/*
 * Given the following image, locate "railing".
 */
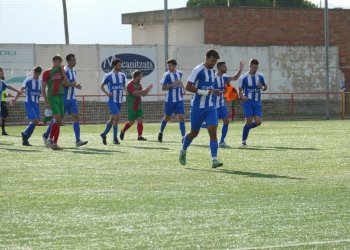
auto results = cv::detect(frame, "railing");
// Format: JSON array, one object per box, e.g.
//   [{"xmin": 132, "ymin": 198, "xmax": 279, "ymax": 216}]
[{"xmin": 4, "ymin": 91, "xmax": 348, "ymax": 125}]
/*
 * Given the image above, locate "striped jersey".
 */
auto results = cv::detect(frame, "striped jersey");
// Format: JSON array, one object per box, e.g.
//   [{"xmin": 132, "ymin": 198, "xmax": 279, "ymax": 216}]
[
  {"xmin": 160, "ymin": 70, "xmax": 184, "ymax": 102},
  {"xmin": 22, "ymin": 77, "xmax": 42, "ymax": 103},
  {"xmin": 42, "ymin": 67, "xmax": 65, "ymax": 96},
  {"xmin": 187, "ymin": 63, "xmax": 216, "ymax": 109},
  {"xmin": 214, "ymin": 74, "xmax": 229, "ymax": 108},
  {"xmin": 239, "ymin": 72, "xmax": 266, "ymax": 102},
  {"xmin": 64, "ymin": 66, "xmax": 76, "ymax": 101},
  {"xmin": 102, "ymin": 71, "xmax": 126, "ymax": 103},
  {"xmin": 0, "ymin": 81, "xmax": 8, "ymax": 102}
]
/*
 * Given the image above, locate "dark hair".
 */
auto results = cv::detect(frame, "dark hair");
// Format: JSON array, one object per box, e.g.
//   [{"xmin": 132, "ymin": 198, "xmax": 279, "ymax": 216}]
[
  {"xmin": 52, "ymin": 54, "xmax": 63, "ymax": 61},
  {"xmin": 33, "ymin": 66, "xmax": 42, "ymax": 73},
  {"xmin": 216, "ymin": 61, "xmax": 226, "ymax": 68},
  {"xmin": 166, "ymin": 59, "xmax": 177, "ymax": 66},
  {"xmin": 250, "ymin": 59, "xmax": 259, "ymax": 66},
  {"xmin": 0, "ymin": 67, "xmax": 4, "ymax": 80},
  {"xmin": 112, "ymin": 58, "xmax": 122, "ymax": 67},
  {"xmin": 66, "ymin": 53, "xmax": 75, "ymax": 62},
  {"xmin": 132, "ymin": 70, "xmax": 142, "ymax": 79},
  {"xmin": 206, "ymin": 49, "xmax": 220, "ymax": 59}
]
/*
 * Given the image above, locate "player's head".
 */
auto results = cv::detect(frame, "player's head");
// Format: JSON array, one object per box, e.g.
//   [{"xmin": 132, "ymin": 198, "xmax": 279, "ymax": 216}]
[
  {"xmin": 112, "ymin": 58, "xmax": 122, "ymax": 72},
  {"xmin": 66, "ymin": 53, "xmax": 76, "ymax": 68},
  {"xmin": 205, "ymin": 49, "xmax": 220, "ymax": 69},
  {"xmin": 166, "ymin": 59, "xmax": 177, "ymax": 72},
  {"xmin": 52, "ymin": 55, "xmax": 63, "ymax": 67},
  {"xmin": 249, "ymin": 59, "xmax": 259, "ymax": 75},
  {"xmin": 33, "ymin": 66, "xmax": 42, "ymax": 79},
  {"xmin": 132, "ymin": 70, "xmax": 143, "ymax": 83},
  {"xmin": 0, "ymin": 67, "xmax": 4, "ymax": 80},
  {"xmin": 216, "ymin": 61, "xmax": 227, "ymax": 73}
]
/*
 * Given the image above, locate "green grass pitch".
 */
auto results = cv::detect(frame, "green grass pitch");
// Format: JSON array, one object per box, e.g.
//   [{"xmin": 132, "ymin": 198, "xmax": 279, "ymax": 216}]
[{"xmin": 1, "ymin": 121, "xmax": 350, "ymax": 249}]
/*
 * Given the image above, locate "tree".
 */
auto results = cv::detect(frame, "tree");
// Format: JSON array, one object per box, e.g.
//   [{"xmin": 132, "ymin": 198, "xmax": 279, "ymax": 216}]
[{"xmin": 186, "ymin": 0, "xmax": 317, "ymax": 8}]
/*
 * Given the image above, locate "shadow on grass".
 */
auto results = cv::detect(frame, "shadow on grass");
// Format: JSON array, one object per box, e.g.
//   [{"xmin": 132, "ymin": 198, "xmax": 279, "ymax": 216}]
[
  {"xmin": 185, "ymin": 168, "xmax": 304, "ymax": 180},
  {"xmin": 64, "ymin": 147, "xmax": 122, "ymax": 155},
  {"xmin": 0, "ymin": 147, "xmax": 41, "ymax": 152},
  {"xmin": 238, "ymin": 146, "xmax": 319, "ymax": 151},
  {"xmin": 126, "ymin": 145, "xmax": 170, "ymax": 150}
]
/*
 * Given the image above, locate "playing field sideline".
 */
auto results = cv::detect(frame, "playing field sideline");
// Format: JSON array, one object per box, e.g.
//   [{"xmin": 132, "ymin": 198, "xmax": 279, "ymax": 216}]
[{"xmin": 1, "ymin": 121, "xmax": 349, "ymax": 249}]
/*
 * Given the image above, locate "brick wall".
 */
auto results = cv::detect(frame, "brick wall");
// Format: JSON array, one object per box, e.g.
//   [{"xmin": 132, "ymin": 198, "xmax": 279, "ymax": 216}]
[{"xmin": 201, "ymin": 7, "xmax": 350, "ymax": 111}]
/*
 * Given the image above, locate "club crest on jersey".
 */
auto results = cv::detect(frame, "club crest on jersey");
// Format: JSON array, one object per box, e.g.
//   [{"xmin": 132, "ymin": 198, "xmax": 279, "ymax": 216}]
[{"xmin": 101, "ymin": 53, "xmax": 155, "ymax": 79}]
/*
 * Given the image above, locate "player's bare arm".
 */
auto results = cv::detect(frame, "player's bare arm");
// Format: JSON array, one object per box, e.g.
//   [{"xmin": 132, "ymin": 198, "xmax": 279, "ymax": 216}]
[
  {"xmin": 141, "ymin": 84, "xmax": 153, "ymax": 96},
  {"xmin": 100, "ymin": 84, "xmax": 112, "ymax": 97},
  {"xmin": 229, "ymin": 60, "xmax": 245, "ymax": 81},
  {"xmin": 238, "ymin": 87, "xmax": 248, "ymax": 101},
  {"xmin": 185, "ymin": 81, "xmax": 213, "ymax": 96},
  {"xmin": 11, "ymin": 87, "xmax": 25, "ymax": 104},
  {"xmin": 162, "ymin": 80, "xmax": 180, "ymax": 91}
]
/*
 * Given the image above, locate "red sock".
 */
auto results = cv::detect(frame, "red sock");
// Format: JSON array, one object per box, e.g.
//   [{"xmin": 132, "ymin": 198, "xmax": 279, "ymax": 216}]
[
  {"xmin": 231, "ymin": 107, "xmax": 235, "ymax": 121},
  {"xmin": 123, "ymin": 122, "xmax": 132, "ymax": 133},
  {"xmin": 53, "ymin": 125, "xmax": 60, "ymax": 144},
  {"xmin": 137, "ymin": 123, "xmax": 143, "ymax": 137},
  {"xmin": 49, "ymin": 122, "xmax": 58, "ymax": 139}
]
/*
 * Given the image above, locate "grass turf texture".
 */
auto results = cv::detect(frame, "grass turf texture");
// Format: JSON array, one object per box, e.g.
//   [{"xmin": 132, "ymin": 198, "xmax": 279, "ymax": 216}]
[{"xmin": 0, "ymin": 121, "xmax": 349, "ymax": 249}]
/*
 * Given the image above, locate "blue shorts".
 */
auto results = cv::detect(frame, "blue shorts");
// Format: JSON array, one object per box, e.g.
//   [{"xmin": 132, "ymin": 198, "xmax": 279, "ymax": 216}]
[
  {"xmin": 164, "ymin": 101, "xmax": 185, "ymax": 116},
  {"xmin": 107, "ymin": 101, "xmax": 121, "ymax": 115},
  {"xmin": 217, "ymin": 105, "xmax": 228, "ymax": 120},
  {"xmin": 190, "ymin": 107, "xmax": 218, "ymax": 131},
  {"xmin": 242, "ymin": 100, "xmax": 262, "ymax": 118},
  {"xmin": 25, "ymin": 102, "xmax": 40, "ymax": 121},
  {"xmin": 64, "ymin": 99, "xmax": 79, "ymax": 115}
]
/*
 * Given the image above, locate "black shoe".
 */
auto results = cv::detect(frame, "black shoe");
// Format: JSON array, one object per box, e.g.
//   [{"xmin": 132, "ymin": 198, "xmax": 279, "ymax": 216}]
[
  {"xmin": 113, "ymin": 138, "xmax": 120, "ymax": 144},
  {"xmin": 100, "ymin": 133, "xmax": 107, "ymax": 145},
  {"xmin": 2, "ymin": 132, "xmax": 9, "ymax": 136},
  {"xmin": 137, "ymin": 136, "xmax": 147, "ymax": 141},
  {"xmin": 158, "ymin": 132, "xmax": 163, "ymax": 142},
  {"xmin": 120, "ymin": 131, "xmax": 125, "ymax": 140},
  {"xmin": 22, "ymin": 141, "xmax": 32, "ymax": 146},
  {"xmin": 21, "ymin": 132, "xmax": 27, "ymax": 143}
]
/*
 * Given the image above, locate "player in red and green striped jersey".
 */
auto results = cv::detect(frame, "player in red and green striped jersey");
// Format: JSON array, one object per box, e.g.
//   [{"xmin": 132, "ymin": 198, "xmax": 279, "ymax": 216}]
[
  {"xmin": 120, "ymin": 70, "xmax": 153, "ymax": 141},
  {"xmin": 41, "ymin": 55, "xmax": 70, "ymax": 150}
]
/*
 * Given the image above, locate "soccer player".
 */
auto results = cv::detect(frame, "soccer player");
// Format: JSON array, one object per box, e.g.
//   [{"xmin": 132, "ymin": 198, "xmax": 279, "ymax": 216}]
[
  {"xmin": 120, "ymin": 70, "xmax": 153, "ymax": 141},
  {"xmin": 100, "ymin": 58, "xmax": 126, "ymax": 145},
  {"xmin": 214, "ymin": 61, "xmax": 244, "ymax": 148},
  {"xmin": 0, "ymin": 67, "xmax": 20, "ymax": 140},
  {"xmin": 224, "ymin": 83, "xmax": 239, "ymax": 121},
  {"xmin": 64, "ymin": 53, "xmax": 88, "ymax": 147},
  {"xmin": 158, "ymin": 59, "xmax": 186, "ymax": 143},
  {"xmin": 41, "ymin": 55, "xmax": 70, "ymax": 150},
  {"xmin": 12, "ymin": 67, "xmax": 42, "ymax": 146},
  {"xmin": 239, "ymin": 59, "xmax": 267, "ymax": 147},
  {"xmin": 179, "ymin": 49, "xmax": 223, "ymax": 168},
  {"xmin": 1, "ymin": 89, "xmax": 11, "ymax": 135}
]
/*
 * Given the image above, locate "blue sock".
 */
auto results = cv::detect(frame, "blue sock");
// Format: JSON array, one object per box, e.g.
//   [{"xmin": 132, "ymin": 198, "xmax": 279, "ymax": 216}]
[
  {"xmin": 220, "ymin": 124, "xmax": 228, "ymax": 144},
  {"xmin": 179, "ymin": 122, "xmax": 186, "ymax": 137},
  {"xmin": 113, "ymin": 125, "xmax": 118, "ymax": 140},
  {"xmin": 250, "ymin": 122, "xmax": 257, "ymax": 129},
  {"xmin": 182, "ymin": 135, "xmax": 193, "ymax": 150},
  {"xmin": 242, "ymin": 125, "xmax": 250, "ymax": 142},
  {"xmin": 210, "ymin": 140, "xmax": 218, "ymax": 160},
  {"xmin": 102, "ymin": 123, "xmax": 112, "ymax": 136},
  {"xmin": 24, "ymin": 122, "xmax": 35, "ymax": 139},
  {"xmin": 44, "ymin": 120, "xmax": 54, "ymax": 138},
  {"xmin": 73, "ymin": 122, "xmax": 80, "ymax": 143},
  {"xmin": 160, "ymin": 119, "xmax": 167, "ymax": 133}
]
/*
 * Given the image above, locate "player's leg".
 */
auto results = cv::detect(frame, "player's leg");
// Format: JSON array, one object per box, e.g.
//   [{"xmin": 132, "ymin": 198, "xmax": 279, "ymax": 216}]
[
  {"xmin": 158, "ymin": 102, "xmax": 173, "ymax": 142},
  {"xmin": 179, "ymin": 109, "xmax": 203, "ymax": 165},
  {"xmin": 206, "ymin": 108, "xmax": 223, "ymax": 168},
  {"xmin": 70, "ymin": 100, "xmax": 88, "ymax": 147},
  {"xmin": 100, "ymin": 101, "xmax": 117, "ymax": 145},
  {"xmin": 22, "ymin": 103, "xmax": 40, "ymax": 146},
  {"xmin": 136, "ymin": 116, "xmax": 146, "ymax": 140},
  {"xmin": 231, "ymin": 100, "xmax": 236, "ymax": 121},
  {"xmin": 112, "ymin": 113, "xmax": 120, "ymax": 145},
  {"xmin": 241, "ymin": 100, "xmax": 254, "ymax": 146},
  {"xmin": 1, "ymin": 101, "xmax": 9, "ymax": 135},
  {"xmin": 47, "ymin": 96, "xmax": 64, "ymax": 149},
  {"xmin": 176, "ymin": 101, "xmax": 186, "ymax": 142},
  {"xmin": 251, "ymin": 102, "xmax": 263, "ymax": 129},
  {"xmin": 120, "ymin": 118, "xmax": 134, "ymax": 140},
  {"xmin": 218, "ymin": 106, "xmax": 230, "ymax": 148}
]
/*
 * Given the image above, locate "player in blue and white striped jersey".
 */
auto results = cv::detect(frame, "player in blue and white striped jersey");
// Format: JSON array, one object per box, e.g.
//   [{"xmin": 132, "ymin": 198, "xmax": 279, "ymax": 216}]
[
  {"xmin": 238, "ymin": 59, "xmax": 267, "ymax": 146},
  {"xmin": 158, "ymin": 59, "xmax": 186, "ymax": 143},
  {"xmin": 100, "ymin": 58, "xmax": 127, "ymax": 145},
  {"xmin": 179, "ymin": 49, "xmax": 223, "ymax": 168},
  {"xmin": 63, "ymin": 53, "xmax": 88, "ymax": 147},
  {"xmin": 12, "ymin": 67, "xmax": 42, "ymax": 146},
  {"xmin": 214, "ymin": 61, "xmax": 244, "ymax": 148}
]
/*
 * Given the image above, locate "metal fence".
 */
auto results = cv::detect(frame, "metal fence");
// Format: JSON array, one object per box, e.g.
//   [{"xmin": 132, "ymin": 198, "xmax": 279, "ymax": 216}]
[{"xmin": 5, "ymin": 91, "xmax": 348, "ymax": 125}]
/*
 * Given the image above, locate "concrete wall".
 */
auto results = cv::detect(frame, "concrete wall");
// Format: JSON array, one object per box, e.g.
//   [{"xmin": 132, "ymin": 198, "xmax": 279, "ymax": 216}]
[{"xmin": 0, "ymin": 44, "xmax": 339, "ymax": 100}]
